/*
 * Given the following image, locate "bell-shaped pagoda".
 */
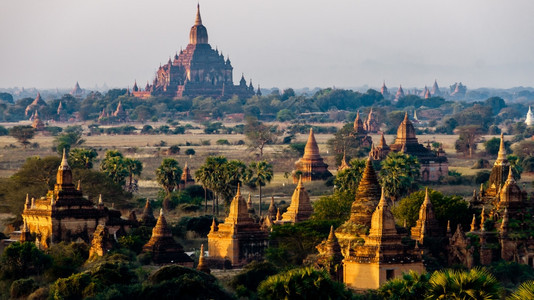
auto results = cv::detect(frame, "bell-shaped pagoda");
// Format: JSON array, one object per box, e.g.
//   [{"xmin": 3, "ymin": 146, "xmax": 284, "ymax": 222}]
[{"xmin": 293, "ymin": 128, "xmax": 331, "ymax": 183}]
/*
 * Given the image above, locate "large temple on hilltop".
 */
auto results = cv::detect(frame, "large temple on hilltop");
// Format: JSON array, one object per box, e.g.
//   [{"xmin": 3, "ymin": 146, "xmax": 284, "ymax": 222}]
[
  {"xmin": 21, "ymin": 151, "xmax": 133, "ymax": 249},
  {"xmin": 207, "ymin": 185, "xmax": 268, "ymax": 267},
  {"xmin": 387, "ymin": 112, "xmax": 448, "ymax": 182},
  {"xmin": 132, "ymin": 5, "xmax": 256, "ymax": 100},
  {"xmin": 293, "ymin": 128, "xmax": 332, "ymax": 183}
]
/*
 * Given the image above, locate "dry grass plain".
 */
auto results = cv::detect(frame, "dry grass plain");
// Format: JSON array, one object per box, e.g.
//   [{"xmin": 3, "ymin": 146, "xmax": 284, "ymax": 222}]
[{"xmin": 1, "ymin": 123, "xmax": 532, "ymax": 222}]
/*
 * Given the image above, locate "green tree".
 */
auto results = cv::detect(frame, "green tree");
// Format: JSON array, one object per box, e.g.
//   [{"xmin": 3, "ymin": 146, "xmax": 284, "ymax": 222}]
[
  {"xmin": 379, "ymin": 271, "xmax": 430, "ymax": 300},
  {"xmin": 0, "ymin": 242, "xmax": 52, "ymax": 280},
  {"xmin": 244, "ymin": 117, "xmax": 277, "ymax": 157},
  {"xmin": 276, "ymin": 108, "xmax": 295, "ymax": 122},
  {"xmin": 245, "ymin": 160, "xmax": 273, "ymax": 216},
  {"xmin": 257, "ymin": 267, "xmax": 352, "ymax": 300},
  {"xmin": 507, "ymin": 155, "xmax": 523, "ymax": 180},
  {"xmin": 379, "ymin": 152, "xmax": 420, "ymax": 202},
  {"xmin": 155, "ymin": 158, "xmax": 182, "ymax": 210},
  {"xmin": 9, "ymin": 125, "xmax": 35, "ymax": 148},
  {"xmin": 312, "ymin": 190, "xmax": 354, "ymax": 223},
  {"xmin": 484, "ymin": 137, "xmax": 511, "ymax": 156},
  {"xmin": 392, "ymin": 189, "xmax": 470, "ymax": 228},
  {"xmin": 230, "ymin": 261, "xmax": 280, "ymax": 299},
  {"xmin": 266, "ymin": 220, "xmax": 337, "ymax": 267},
  {"xmin": 54, "ymin": 125, "xmax": 85, "ymax": 154},
  {"xmin": 334, "ymin": 158, "xmax": 366, "ymax": 193},
  {"xmin": 124, "ymin": 158, "xmax": 143, "ymax": 192},
  {"xmin": 426, "ymin": 268, "xmax": 501, "ymax": 300},
  {"xmin": 455, "ymin": 125, "xmax": 484, "ymax": 158},
  {"xmin": 100, "ymin": 150, "xmax": 129, "ymax": 186},
  {"xmin": 0, "ymin": 156, "xmax": 61, "ymax": 213},
  {"xmin": 69, "ymin": 148, "xmax": 98, "ymax": 169}
]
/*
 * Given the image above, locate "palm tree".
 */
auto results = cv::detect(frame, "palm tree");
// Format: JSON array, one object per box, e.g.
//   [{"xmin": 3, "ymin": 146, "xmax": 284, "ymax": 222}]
[
  {"xmin": 69, "ymin": 148, "xmax": 98, "ymax": 169},
  {"xmin": 379, "ymin": 152, "xmax": 420, "ymax": 203},
  {"xmin": 379, "ymin": 271, "xmax": 430, "ymax": 300},
  {"xmin": 333, "ymin": 158, "xmax": 366, "ymax": 193},
  {"xmin": 195, "ymin": 156, "xmax": 228, "ymax": 215},
  {"xmin": 155, "ymin": 158, "xmax": 182, "ymax": 210},
  {"xmin": 124, "ymin": 158, "xmax": 143, "ymax": 192},
  {"xmin": 195, "ymin": 164, "xmax": 212, "ymax": 213},
  {"xmin": 100, "ymin": 150, "xmax": 129, "ymax": 185},
  {"xmin": 257, "ymin": 267, "xmax": 351, "ymax": 300},
  {"xmin": 245, "ymin": 160, "xmax": 273, "ymax": 216},
  {"xmin": 508, "ymin": 281, "xmax": 534, "ymax": 300},
  {"xmin": 426, "ymin": 268, "xmax": 501, "ymax": 300}
]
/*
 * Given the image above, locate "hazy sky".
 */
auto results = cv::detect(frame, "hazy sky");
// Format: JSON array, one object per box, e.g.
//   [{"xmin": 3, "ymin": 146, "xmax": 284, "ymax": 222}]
[{"xmin": 1, "ymin": 0, "xmax": 533, "ymax": 90}]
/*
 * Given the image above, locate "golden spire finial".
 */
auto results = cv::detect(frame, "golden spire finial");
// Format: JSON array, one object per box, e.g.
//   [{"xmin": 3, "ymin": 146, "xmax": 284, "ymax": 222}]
[
  {"xmin": 160, "ymin": 208, "xmax": 164, "ymax": 217},
  {"xmin": 447, "ymin": 220, "xmax": 451, "ymax": 234},
  {"xmin": 507, "ymin": 165, "xmax": 514, "ymax": 182},
  {"xmin": 470, "ymin": 214, "xmax": 476, "ymax": 231},
  {"xmin": 236, "ymin": 183, "xmax": 241, "ymax": 196},
  {"xmin": 328, "ymin": 225, "xmax": 335, "ymax": 241},
  {"xmin": 378, "ymin": 186, "xmax": 387, "ymax": 207},
  {"xmin": 98, "ymin": 194, "xmax": 103, "ymax": 205},
  {"xmin": 276, "ymin": 208, "xmax": 281, "ymax": 221},
  {"xmin": 60, "ymin": 148, "xmax": 69, "ymax": 168},
  {"xmin": 195, "ymin": 4, "xmax": 202, "ymax": 26},
  {"xmin": 497, "ymin": 133, "xmax": 507, "ymax": 161}
]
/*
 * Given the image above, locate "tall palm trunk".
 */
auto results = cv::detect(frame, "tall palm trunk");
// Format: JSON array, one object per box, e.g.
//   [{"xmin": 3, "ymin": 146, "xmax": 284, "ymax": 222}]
[
  {"xmin": 204, "ymin": 187, "xmax": 207, "ymax": 213},
  {"xmin": 258, "ymin": 185, "xmax": 263, "ymax": 216}
]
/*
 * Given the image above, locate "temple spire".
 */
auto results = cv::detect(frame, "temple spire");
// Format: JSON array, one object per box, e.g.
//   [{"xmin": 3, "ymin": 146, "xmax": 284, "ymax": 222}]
[
  {"xmin": 497, "ymin": 133, "xmax": 507, "ymax": 161},
  {"xmin": 195, "ymin": 4, "xmax": 202, "ymax": 25},
  {"xmin": 56, "ymin": 148, "xmax": 73, "ymax": 187},
  {"xmin": 197, "ymin": 244, "xmax": 210, "ymax": 273}
]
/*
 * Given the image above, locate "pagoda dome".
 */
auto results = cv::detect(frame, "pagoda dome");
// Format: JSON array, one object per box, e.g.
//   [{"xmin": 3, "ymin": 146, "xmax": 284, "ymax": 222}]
[{"xmin": 189, "ymin": 4, "xmax": 208, "ymax": 45}]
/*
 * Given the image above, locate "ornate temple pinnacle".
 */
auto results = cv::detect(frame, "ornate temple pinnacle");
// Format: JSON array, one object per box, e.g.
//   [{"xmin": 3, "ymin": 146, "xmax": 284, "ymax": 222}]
[
  {"xmin": 497, "ymin": 133, "xmax": 507, "ymax": 161},
  {"xmin": 160, "ymin": 208, "xmax": 164, "ymax": 217},
  {"xmin": 98, "ymin": 194, "xmax": 103, "ymax": 205},
  {"xmin": 60, "ymin": 148, "xmax": 69, "ymax": 169},
  {"xmin": 328, "ymin": 225, "xmax": 336, "ymax": 241},
  {"xmin": 195, "ymin": 3, "xmax": 202, "ymax": 25}
]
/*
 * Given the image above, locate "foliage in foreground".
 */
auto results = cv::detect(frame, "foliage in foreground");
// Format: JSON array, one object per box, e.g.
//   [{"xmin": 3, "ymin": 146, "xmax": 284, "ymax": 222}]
[{"xmin": 257, "ymin": 267, "xmax": 353, "ymax": 300}]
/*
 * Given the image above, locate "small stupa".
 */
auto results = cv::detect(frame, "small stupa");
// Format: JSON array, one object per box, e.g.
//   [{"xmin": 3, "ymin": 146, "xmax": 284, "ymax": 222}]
[{"xmin": 293, "ymin": 128, "xmax": 331, "ymax": 182}]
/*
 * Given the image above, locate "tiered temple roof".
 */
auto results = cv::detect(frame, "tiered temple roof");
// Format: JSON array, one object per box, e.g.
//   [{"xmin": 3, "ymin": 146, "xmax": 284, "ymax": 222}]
[
  {"xmin": 179, "ymin": 162, "xmax": 195, "ymax": 189},
  {"xmin": 21, "ymin": 150, "xmax": 132, "ymax": 248},
  {"xmin": 389, "ymin": 112, "xmax": 448, "ymax": 181},
  {"xmin": 410, "ymin": 188, "xmax": 441, "ymax": 243},
  {"xmin": 25, "ymin": 93, "xmax": 47, "ymax": 117},
  {"xmin": 143, "ymin": 209, "xmax": 193, "ymax": 265},
  {"xmin": 346, "ymin": 155, "xmax": 381, "ymax": 229},
  {"xmin": 343, "ymin": 188, "xmax": 423, "ymax": 289},
  {"xmin": 133, "ymin": 5, "xmax": 254, "ymax": 100},
  {"xmin": 293, "ymin": 128, "xmax": 331, "ymax": 182},
  {"xmin": 279, "ymin": 178, "xmax": 313, "ymax": 223},
  {"xmin": 207, "ymin": 185, "xmax": 268, "ymax": 266},
  {"xmin": 485, "ymin": 134, "xmax": 510, "ymax": 199}
]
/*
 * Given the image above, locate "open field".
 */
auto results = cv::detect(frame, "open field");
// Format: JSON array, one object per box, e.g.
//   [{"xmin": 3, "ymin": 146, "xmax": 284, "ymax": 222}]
[{"xmin": 1, "ymin": 125, "xmax": 532, "ymax": 223}]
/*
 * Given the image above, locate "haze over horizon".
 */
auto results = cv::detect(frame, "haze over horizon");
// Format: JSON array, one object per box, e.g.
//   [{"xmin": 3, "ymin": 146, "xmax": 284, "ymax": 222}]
[{"xmin": 1, "ymin": 0, "xmax": 533, "ymax": 91}]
